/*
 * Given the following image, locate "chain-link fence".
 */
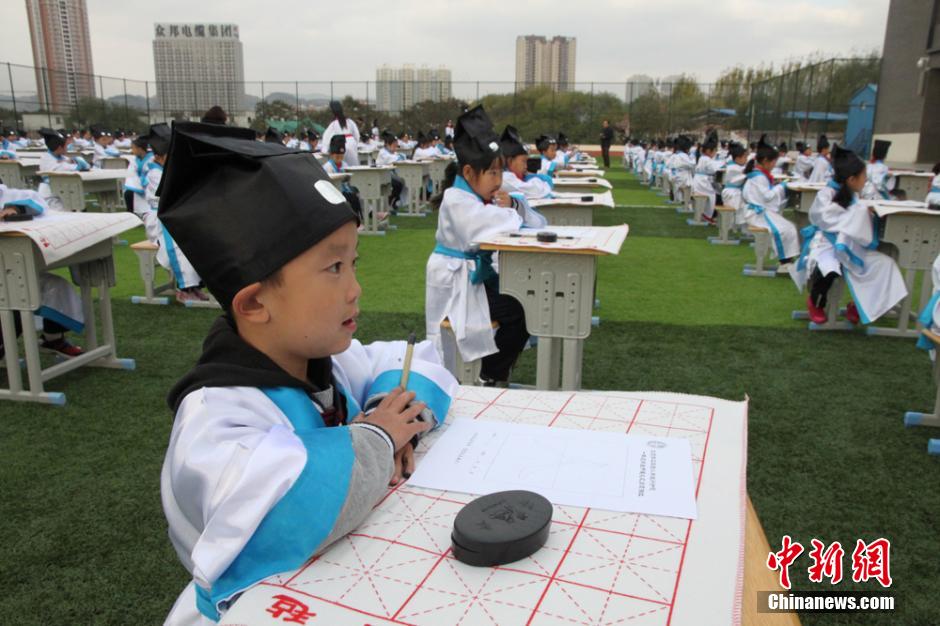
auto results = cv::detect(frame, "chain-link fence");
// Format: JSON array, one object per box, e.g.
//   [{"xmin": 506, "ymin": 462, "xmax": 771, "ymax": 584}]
[
  {"xmin": 749, "ymin": 57, "xmax": 882, "ymax": 154},
  {"xmin": 0, "ymin": 60, "xmax": 879, "ymax": 146}
]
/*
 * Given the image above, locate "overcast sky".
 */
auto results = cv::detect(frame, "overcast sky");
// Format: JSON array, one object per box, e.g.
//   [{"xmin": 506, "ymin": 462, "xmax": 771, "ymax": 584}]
[{"xmin": 0, "ymin": 0, "xmax": 890, "ymax": 84}]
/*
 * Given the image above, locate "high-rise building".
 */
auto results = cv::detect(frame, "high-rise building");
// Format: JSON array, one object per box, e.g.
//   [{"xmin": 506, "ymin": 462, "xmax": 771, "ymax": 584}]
[
  {"xmin": 153, "ymin": 23, "xmax": 245, "ymax": 117},
  {"xmin": 26, "ymin": 0, "xmax": 96, "ymax": 111},
  {"xmin": 376, "ymin": 65, "xmax": 452, "ymax": 113},
  {"xmin": 514, "ymin": 35, "xmax": 577, "ymax": 92}
]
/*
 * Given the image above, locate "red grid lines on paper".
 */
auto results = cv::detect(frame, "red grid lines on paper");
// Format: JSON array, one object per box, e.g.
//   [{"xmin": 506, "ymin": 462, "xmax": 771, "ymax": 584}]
[{"xmin": 261, "ymin": 388, "xmax": 716, "ymax": 626}]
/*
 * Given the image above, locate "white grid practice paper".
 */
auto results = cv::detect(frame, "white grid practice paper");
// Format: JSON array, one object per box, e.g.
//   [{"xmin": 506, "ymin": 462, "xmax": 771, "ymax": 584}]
[{"xmin": 220, "ymin": 387, "xmax": 748, "ymax": 626}]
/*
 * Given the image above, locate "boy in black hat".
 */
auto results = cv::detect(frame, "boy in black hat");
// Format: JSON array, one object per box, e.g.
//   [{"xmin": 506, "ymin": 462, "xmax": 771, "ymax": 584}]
[
  {"xmin": 91, "ymin": 125, "xmax": 119, "ymax": 167},
  {"xmin": 37, "ymin": 128, "xmax": 90, "ymax": 204},
  {"xmin": 157, "ymin": 122, "xmax": 456, "ymax": 624},
  {"xmin": 535, "ymin": 133, "xmax": 559, "ymax": 175},
  {"xmin": 499, "ymin": 124, "xmax": 553, "ymax": 199},
  {"xmin": 426, "ymin": 106, "xmax": 547, "ymax": 386},
  {"xmin": 322, "ymin": 134, "xmax": 365, "ymax": 223}
]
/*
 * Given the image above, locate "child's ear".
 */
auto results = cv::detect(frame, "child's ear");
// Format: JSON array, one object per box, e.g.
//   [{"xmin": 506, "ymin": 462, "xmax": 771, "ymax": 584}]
[
  {"xmin": 461, "ymin": 164, "xmax": 475, "ymax": 181},
  {"xmin": 231, "ymin": 282, "xmax": 270, "ymax": 324}
]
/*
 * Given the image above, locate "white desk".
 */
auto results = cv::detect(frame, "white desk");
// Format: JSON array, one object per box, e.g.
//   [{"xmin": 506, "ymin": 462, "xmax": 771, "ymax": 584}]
[
  {"xmin": 0, "ymin": 212, "xmax": 140, "ymax": 404},
  {"xmin": 346, "ymin": 166, "xmax": 394, "ymax": 236},
  {"xmin": 891, "ymin": 170, "xmax": 934, "ymax": 201},
  {"xmin": 357, "ymin": 149, "xmax": 376, "ymax": 167},
  {"xmin": 394, "ymin": 161, "xmax": 429, "ymax": 217},
  {"xmin": 219, "ymin": 387, "xmax": 757, "ymax": 626},
  {"xmin": 479, "ymin": 225, "xmax": 628, "ymax": 390},
  {"xmin": 39, "ymin": 169, "xmax": 126, "ymax": 213},
  {"xmin": 552, "ymin": 177, "xmax": 613, "ymax": 194},
  {"xmin": 0, "ymin": 159, "xmax": 40, "ymax": 188},
  {"xmin": 786, "ymin": 182, "xmax": 825, "ymax": 229},
  {"xmin": 425, "ymin": 157, "xmax": 453, "ymax": 197},
  {"xmin": 868, "ymin": 203, "xmax": 939, "ymax": 338},
  {"xmin": 530, "ymin": 190, "xmax": 614, "ymax": 227}
]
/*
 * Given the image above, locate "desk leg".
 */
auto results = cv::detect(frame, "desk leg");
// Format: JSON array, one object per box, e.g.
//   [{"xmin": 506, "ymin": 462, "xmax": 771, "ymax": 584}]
[
  {"xmin": 86, "ymin": 282, "xmax": 135, "ymax": 370},
  {"xmin": 867, "ymin": 268, "xmax": 918, "ymax": 338},
  {"xmin": 536, "ymin": 337, "xmax": 559, "ymax": 390},
  {"xmin": 1, "ymin": 310, "xmax": 24, "ymax": 393},
  {"xmin": 561, "ymin": 338, "xmax": 583, "ymax": 390},
  {"xmin": 80, "ymin": 283, "xmax": 98, "ymax": 350}
]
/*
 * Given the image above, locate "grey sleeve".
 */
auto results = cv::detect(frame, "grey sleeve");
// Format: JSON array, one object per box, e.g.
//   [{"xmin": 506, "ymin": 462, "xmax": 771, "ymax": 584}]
[{"xmin": 312, "ymin": 425, "xmax": 394, "ymax": 554}]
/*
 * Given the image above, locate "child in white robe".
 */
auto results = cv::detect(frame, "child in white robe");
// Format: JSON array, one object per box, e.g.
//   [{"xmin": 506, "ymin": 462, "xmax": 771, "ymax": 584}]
[
  {"xmin": 691, "ymin": 132, "xmax": 722, "ymax": 223},
  {"xmin": 722, "ymin": 142, "xmax": 749, "ymax": 226},
  {"xmin": 141, "ymin": 124, "xmax": 207, "ymax": 304},
  {"xmin": 321, "ymin": 101, "xmax": 360, "ymax": 167},
  {"xmin": 499, "ymin": 125, "xmax": 553, "ymax": 200},
  {"xmin": 862, "ymin": 140, "xmax": 895, "ymax": 200},
  {"xmin": 427, "ymin": 106, "xmax": 547, "ymax": 385},
  {"xmin": 794, "ymin": 142, "xmax": 815, "ymax": 180},
  {"xmin": 808, "ymin": 134, "xmax": 833, "ymax": 183},
  {"xmin": 156, "ymin": 121, "xmax": 457, "ymax": 625},
  {"xmin": 799, "ymin": 144, "xmax": 907, "ymax": 324},
  {"xmin": 742, "ymin": 135, "xmax": 800, "ymax": 275},
  {"xmin": 36, "ymin": 129, "xmax": 90, "ymax": 206},
  {"xmin": 536, "ymin": 134, "xmax": 559, "ymax": 176}
]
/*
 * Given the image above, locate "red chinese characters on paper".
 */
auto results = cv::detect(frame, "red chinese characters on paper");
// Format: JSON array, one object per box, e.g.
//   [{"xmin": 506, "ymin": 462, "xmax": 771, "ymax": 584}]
[
  {"xmin": 766, "ymin": 535, "xmax": 804, "ymax": 590},
  {"xmin": 807, "ymin": 539, "xmax": 845, "ymax": 584},
  {"xmin": 266, "ymin": 594, "xmax": 316, "ymax": 624},
  {"xmin": 851, "ymin": 538, "xmax": 893, "ymax": 588}
]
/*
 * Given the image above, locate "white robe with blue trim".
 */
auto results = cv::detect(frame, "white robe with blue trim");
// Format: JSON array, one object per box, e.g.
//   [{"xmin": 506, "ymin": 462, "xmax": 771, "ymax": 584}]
[
  {"xmin": 800, "ymin": 190, "xmax": 907, "ymax": 322},
  {"xmin": 691, "ymin": 155, "xmax": 723, "ymax": 218},
  {"xmin": 145, "ymin": 165, "xmax": 202, "ymax": 289},
  {"xmin": 162, "ymin": 338, "xmax": 458, "ymax": 626},
  {"xmin": 721, "ymin": 161, "xmax": 747, "ymax": 225},
  {"xmin": 808, "ymin": 155, "xmax": 832, "ymax": 183},
  {"xmin": 501, "ymin": 170, "xmax": 552, "ymax": 199},
  {"xmin": 425, "ymin": 180, "xmax": 547, "ymax": 363},
  {"xmin": 742, "ymin": 170, "xmax": 801, "ymax": 266}
]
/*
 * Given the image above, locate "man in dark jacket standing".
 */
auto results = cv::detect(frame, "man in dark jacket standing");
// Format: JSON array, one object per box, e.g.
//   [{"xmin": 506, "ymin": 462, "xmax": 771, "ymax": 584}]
[{"xmin": 599, "ymin": 119, "xmax": 614, "ymax": 168}]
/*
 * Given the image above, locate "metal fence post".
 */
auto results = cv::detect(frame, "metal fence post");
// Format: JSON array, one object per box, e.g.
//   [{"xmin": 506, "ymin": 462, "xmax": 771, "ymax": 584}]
[
  {"xmin": 261, "ymin": 81, "xmax": 266, "ymax": 121},
  {"xmin": 122, "ymin": 78, "xmax": 130, "ymax": 128},
  {"xmin": 145, "ymin": 81, "xmax": 151, "ymax": 125},
  {"xmin": 804, "ymin": 63, "xmax": 816, "ymax": 144},
  {"xmin": 822, "ymin": 60, "xmax": 836, "ymax": 136},
  {"xmin": 295, "ymin": 81, "xmax": 300, "ymax": 124},
  {"xmin": 7, "ymin": 63, "xmax": 18, "ymax": 127}
]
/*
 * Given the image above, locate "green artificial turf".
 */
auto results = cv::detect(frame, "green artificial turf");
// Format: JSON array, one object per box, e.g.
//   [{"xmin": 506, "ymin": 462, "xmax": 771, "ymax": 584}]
[{"xmin": 1, "ymin": 168, "xmax": 937, "ymax": 625}]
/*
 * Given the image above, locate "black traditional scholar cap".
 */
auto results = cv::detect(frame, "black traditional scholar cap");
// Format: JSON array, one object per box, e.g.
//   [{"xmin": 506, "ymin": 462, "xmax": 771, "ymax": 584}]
[
  {"xmin": 499, "ymin": 125, "xmax": 527, "ymax": 158},
  {"xmin": 454, "ymin": 105, "xmax": 500, "ymax": 166},
  {"xmin": 157, "ymin": 122, "xmax": 359, "ymax": 307},
  {"xmin": 872, "ymin": 139, "xmax": 891, "ymax": 161},
  {"xmin": 147, "ymin": 123, "xmax": 171, "ymax": 155},
  {"xmin": 328, "ymin": 134, "xmax": 346, "ymax": 154},
  {"xmin": 264, "ymin": 127, "xmax": 283, "ymax": 144},
  {"xmin": 39, "ymin": 128, "xmax": 66, "ymax": 151},
  {"xmin": 534, "ymin": 134, "xmax": 556, "ymax": 152},
  {"xmin": 832, "ymin": 144, "xmax": 865, "ymax": 181},
  {"xmin": 817, "ymin": 134, "xmax": 830, "ymax": 151}
]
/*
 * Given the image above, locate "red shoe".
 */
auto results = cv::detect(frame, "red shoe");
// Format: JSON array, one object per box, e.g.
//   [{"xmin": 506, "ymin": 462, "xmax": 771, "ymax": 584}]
[
  {"xmin": 845, "ymin": 301, "xmax": 860, "ymax": 325},
  {"xmin": 806, "ymin": 295, "xmax": 827, "ymax": 324},
  {"xmin": 703, "ymin": 214, "xmax": 717, "ymax": 225},
  {"xmin": 40, "ymin": 336, "xmax": 84, "ymax": 358}
]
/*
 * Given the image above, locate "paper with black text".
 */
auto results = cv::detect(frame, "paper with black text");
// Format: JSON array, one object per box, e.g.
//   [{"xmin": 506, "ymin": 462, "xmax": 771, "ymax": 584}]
[{"xmin": 407, "ymin": 418, "xmax": 698, "ymax": 519}]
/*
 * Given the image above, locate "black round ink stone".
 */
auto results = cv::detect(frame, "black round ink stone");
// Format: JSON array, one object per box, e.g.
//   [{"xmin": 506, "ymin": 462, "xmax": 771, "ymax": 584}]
[
  {"xmin": 536, "ymin": 231, "xmax": 558, "ymax": 243},
  {"xmin": 451, "ymin": 490, "xmax": 553, "ymax": 567}
]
